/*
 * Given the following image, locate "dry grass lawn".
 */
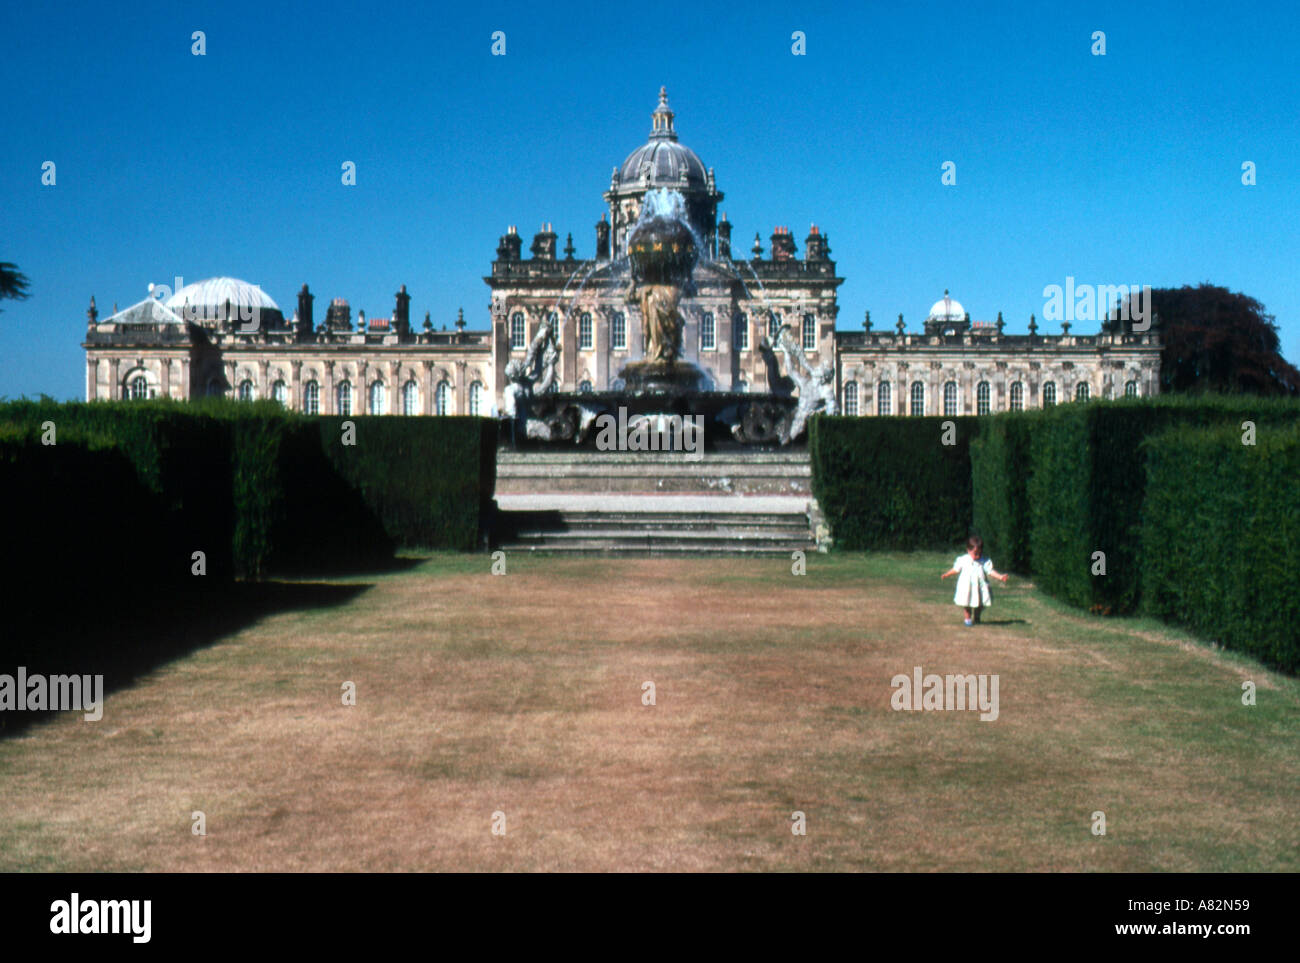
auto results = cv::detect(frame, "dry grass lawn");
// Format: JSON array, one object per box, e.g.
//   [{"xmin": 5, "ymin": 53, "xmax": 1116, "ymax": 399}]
[{"xmin": 2, "ymin": 552, "xmax": 1296, "ymax": 871}]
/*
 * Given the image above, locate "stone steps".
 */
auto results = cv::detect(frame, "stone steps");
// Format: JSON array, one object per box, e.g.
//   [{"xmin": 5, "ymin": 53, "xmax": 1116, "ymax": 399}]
[
  {"xmin": 492, "ymin": 451, "xmax": 823, "ymax": 555},
  {"xmin": 495, "ymin": 449, "xmax": 811, "ymax": 496}
]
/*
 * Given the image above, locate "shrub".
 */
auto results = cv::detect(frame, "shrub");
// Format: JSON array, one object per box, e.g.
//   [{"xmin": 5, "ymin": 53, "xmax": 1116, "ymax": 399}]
[
  {"xmin": 0, "ymin": 399, "xmax": 235, "ymax": 577},
  {"xmin": 970, "ymin": 412, "xmax": 1036, "ymax": 574},
  {"xmin": 0, "ymin": 425, "xmax": 170, "ymax": 591},
  {"xmin": 810, "ymin": 415, "xmax": 982, "ymax": 550},
  {"xmin": 0, "ymin": 401, "xmax": 497, "ymax": 580},
  {"xmin": 1140, "ymin": 422, "xmax": 1300, "ymax": 672},
  {"xmin": 1026, "ymin": 396, "xmax": 1300, "ymax": 613},
  {"xmin": 315, "ymin": 416, "xmax": 497, "ymax": 552}
]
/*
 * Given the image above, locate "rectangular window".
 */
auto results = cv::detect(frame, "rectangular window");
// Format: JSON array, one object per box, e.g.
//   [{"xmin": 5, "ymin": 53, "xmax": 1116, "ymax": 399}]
[
  {"xmin": 802, "ymin": 314, "xmax": 816, "ymax": 351},
  {"xmin": 701, "ymin": 312, "xmax": 715, "ymax": 350},
  {"xmin": 510, "ymin": 313, "xmax": 525, "ymax": 349},
  {"xmin": 612, "ymin": 312, "xmax": 626, "ymax": 350},
  {"xmin": 734, "ymin": 313, "xmax": 749, "ymax": 351},
  {"xmin": 579, "ymin": 312, "xmax": 593, "ymax": 350}
]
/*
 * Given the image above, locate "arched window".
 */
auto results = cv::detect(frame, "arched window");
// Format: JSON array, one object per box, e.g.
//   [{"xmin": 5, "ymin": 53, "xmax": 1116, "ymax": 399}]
[
  {"xmin": 510, "ymin": 312, "xmax": 525, "ymax": 349},
  {"xmin": 768, "ymin": 311, "xmax": 782, "ymax": 343},
  {"xmin": 336, "ymin": 381, "xmax": 352, "ymax": 416},
  {"xmin": 272, "ymin": 380, "xmax": 287, "ymax": 406},
  {"xmin": 1076, "ymin": 382, "xmax": 1090, "ymax": 403},
  {"xmin": 129, "ymin": 375, "xmax": 148, "ymax": 400},
  {"xmin": 612, "ymin": 312, "xmax": 626, "ymax": 350},
  {"xmin": 469, "ymin": 381, "xmax": 484, "ymax": 415},
  {"xmin": 1010, "ymin": 381, "xmax": 1024, "ymax": 411},
  {"xmin": 701, "ymin": 312, "xmax": 715, "ymax": 350},
  {"xmin": 579, "ymin": 312, "xmax": 593, "ymax": 350},
  {"xmin": 304, "ymin": 381, "xmax": 320, "ymax": 415},
  {"xmin": 370, "ymin": 381, "xmax": 386, "ymax": 415},
  {"xmin": 802, "ymin": 314, "xmax": 816, "ymax": 351},
  {"xmin": 977, "ymin": 381, "xmax": 991, "ymax": 415},
  {"xmin": 238, "ymin": 379, "xmax": 254, "ymax": 402},
  {"xmin": 402, "ymin": 381, "xmax": 418, "ymax": 415},
  {"xmin": 1125, "ymin": 380, "xmax": 1139, "ymax": 397},
  {"xmin": 843, "ymin": 380, "xmax": 858, "ymax": 416},
  {"xmin": 1042, "ymin": 382, "xmax": 1057, "ymax": 407},
  {"xmin": 910, "ymin": 381, "xmax": 925, "ymax": 416},
  {"xmin": 734, "ymin": 313, "xmax": 749, "ymax": 351},
  {"xmin": 943, "ymin": 381, "xmax": 958, "ymax": 417},
  {"xmin": 578, "ymin": 380, "xmax": 593, "ymax": 394},
  {"xmin": 435, "ymin": 380, "xmax": 450, "ymax": 416},
  {"xmin": 877, "ymin": 381, "xmax": 892, "ymax": 416}
]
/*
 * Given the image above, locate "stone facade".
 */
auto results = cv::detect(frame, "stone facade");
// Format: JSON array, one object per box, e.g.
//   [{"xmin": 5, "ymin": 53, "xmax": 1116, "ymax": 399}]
[
  {"xmin": 82, "ymin": 89, "xmax": 1161, "ymax": 416},
  {"xmin": 836, "ymin": 302, "xmax": 1161, "ymax": 417},
  {"xmin": 83, "ymin": 287, "xmax": 494, "ymax": 416}
]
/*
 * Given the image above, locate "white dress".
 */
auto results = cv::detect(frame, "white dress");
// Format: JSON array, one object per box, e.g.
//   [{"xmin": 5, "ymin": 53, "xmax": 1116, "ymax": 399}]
[{"xmin": 953, "ymin": 555, "xmax": 994, "ymax": 608}]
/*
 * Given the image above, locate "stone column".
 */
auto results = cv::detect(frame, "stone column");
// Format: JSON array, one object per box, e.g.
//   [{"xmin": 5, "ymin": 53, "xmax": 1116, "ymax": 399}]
[
  {"xmin": 358, "ymin": 361, "xmax": 369, "ymax": 414},
  {"xmin": 291, "ymin": 359, "xmax": 303, "ymax": 410},
  {"xmin": 86, "ymin": 357, "xmax": 98, "ymax": 401},
  {"xmin": 455, "ymin": 360, "xmax": 468, "ymax": 414},
  {"xmin": 109, "ymin": 357, "xmax": 121, "ymax": 399},
  {"xmin": 318, "ymin": 356, "xmax": 330, "ymax": 410},
  {"xmin": 423, "ymin": 360, "xmax": 435, "ymax": 415},
  {"xmin": 259, "ymin": 359, "xmax": 271, "ymax": 400},
  {"xmin": 595, "ymin": 309, "xmax": 609, "ymax": 389}
]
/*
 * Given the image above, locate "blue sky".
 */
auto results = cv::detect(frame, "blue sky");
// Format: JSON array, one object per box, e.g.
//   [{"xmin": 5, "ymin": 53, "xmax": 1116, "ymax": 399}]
[{"xmin": 2, "ymin": 0, "xmax": 1297, "ymax": 399}]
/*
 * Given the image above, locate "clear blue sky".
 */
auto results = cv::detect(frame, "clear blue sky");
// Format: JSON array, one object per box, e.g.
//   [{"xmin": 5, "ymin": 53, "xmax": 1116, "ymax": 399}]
[{"xmin": 2, "ymin": 0, "xmax": 1297, "ymax": 400}]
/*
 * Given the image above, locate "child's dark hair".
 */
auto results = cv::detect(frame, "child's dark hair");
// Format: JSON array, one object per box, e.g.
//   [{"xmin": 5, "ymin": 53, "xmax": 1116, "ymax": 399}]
[{"xmin": 966, "ymin": 535, "xmax": 984, "ymax": 554}]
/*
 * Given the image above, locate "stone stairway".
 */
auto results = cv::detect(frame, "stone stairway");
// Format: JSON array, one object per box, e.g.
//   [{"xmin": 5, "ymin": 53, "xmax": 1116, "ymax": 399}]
[{"xmin": 493, "ymin": 451, "xmax": 824, "ymax": 556}]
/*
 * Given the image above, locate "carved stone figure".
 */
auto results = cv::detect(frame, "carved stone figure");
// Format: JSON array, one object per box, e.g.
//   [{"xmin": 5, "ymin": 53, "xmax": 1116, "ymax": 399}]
[
  {"xmin": 770, "ymin": 322, "xmax": 837, "ymax": 444},
  {"xmin": 502, "ymin": 312, "xmax": 561, "ymax": 425}
]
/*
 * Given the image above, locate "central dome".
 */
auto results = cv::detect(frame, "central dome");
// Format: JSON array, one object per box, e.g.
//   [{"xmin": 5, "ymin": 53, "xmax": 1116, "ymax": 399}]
[{"xmin": 617, "ymin": 87, "xmax": 708, "ymax": 190}]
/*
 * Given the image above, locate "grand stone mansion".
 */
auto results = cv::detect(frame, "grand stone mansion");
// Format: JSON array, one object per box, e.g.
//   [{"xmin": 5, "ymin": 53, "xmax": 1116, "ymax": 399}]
[{"xmin": 82, "ymin": 89, "xmax": 1162, "ymax": 417}]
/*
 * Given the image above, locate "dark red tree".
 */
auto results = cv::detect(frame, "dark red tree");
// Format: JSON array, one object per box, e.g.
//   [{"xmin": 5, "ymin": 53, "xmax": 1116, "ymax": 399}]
[{"xmin": 1106, "ymin": 283, "xmax": 1299, "ymax": 396}]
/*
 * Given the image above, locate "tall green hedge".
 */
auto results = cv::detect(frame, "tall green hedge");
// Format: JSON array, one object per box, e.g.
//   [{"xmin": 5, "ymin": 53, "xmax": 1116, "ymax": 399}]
[
  {"xmin": 970, "ymin": 412, "xmax": 1036, "ymax": 574},
  {"xmin": 810, "ymin": 415, "xmax": 981, "ymax": 550},
  {"xmin": 1140, "ymin": 423, "xmax": 1300, "ymax": 672},
  {"xmin": 0, "ymin": 399, "xmax": 236, "ymax": 576},
  {"xmin": 0, "ymin": 424, "xmax": 171, "ymax": 589},
  {"xmin": 315, "ymin": 416, "xmax": 497, "ymax": 552},
  {"xmin": 0, "ymin": 401, "xmax": 498, "ymax": 579},
  {"xmin": 1026, "ymin": 396, "xmax": 1300, "ymax": 613}
]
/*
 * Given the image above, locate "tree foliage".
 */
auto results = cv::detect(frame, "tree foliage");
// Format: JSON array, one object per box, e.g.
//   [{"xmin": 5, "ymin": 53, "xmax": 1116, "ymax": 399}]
[
  {"xmin": 0, "ymin": 262, "xmax": 31, "ymax": 314},
  {"xmin": 1106, "ymin": 283, "xmax": 1299, "ymax": 395}
]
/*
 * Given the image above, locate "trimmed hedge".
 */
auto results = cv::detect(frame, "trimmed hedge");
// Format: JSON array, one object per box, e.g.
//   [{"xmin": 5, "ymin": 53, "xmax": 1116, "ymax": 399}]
[
  {"xmin": 1026, "ymin": 396, "xmax": 1300, "ymax": 614},
  {"xmin": 0, "ymin": 401, "xmax": 498, "ymax": 579},
  {"xmin": 0, "ymin": 424, "xmax": 171, "ymax": 590},
  {"xmin": 314, "ymin": 416, "xmax": 497, "ymax": 553},
  {"xmin": 810, "ymin": 415, "xmax": 982, "ymax": 550},
  {"xmin": 970, "ymin": 412, "xmax": 1036, "ymax": 574},
  {"xmin": 0, "ymin": 399, "xmax": 237, "ymax": 576},
  {"xmin": 1140, "ymin": 423, "xmax": 1300, "ymax": 672}
]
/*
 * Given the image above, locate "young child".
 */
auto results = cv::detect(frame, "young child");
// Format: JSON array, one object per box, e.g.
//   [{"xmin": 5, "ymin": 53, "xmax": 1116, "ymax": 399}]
[{"xmin": 941, "ymin": 536, "xmax": 1009, "ymax": 627}]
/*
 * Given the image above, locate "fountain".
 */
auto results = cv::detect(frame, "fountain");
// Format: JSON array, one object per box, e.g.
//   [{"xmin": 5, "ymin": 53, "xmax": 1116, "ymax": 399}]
[{"xmin": 501, "ymin": 186, "xmax": 835, "ymax": 450}]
